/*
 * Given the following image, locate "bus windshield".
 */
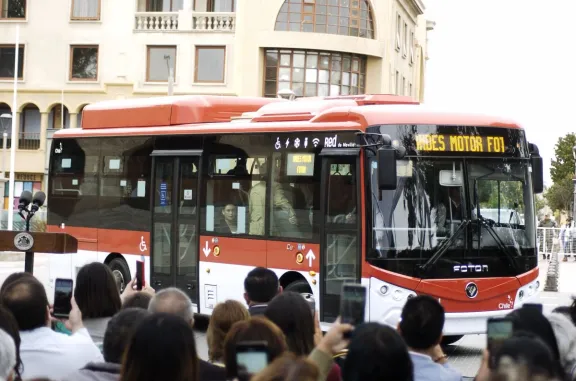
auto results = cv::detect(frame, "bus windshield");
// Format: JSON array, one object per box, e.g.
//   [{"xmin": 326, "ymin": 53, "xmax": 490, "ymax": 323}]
[{"xmin": 367, "ymin": 157, "xmax": 537, "ymax": 279}]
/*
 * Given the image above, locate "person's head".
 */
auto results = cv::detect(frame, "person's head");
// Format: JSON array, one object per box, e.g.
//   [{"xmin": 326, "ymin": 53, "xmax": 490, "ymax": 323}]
[
  {"xmin": 569, "ymin": 298, "xmax": 576, "ymax": 326},
  {"xmin": 148, "ymin": 287, "xmax": 194, "ymax": 326},
  {"xmin": 74, "ymin": 262, "xmax": 122, "ymax": 319},
  {"xmin": 545, "ymin": 214, "xmax": 550, "ymax": 221},
  {"xmin": 0, "ymin": 328, "xmax": 16, "ymax": 381},
  {"xmin": 0, "ymin": 272, "xmax": 34, "ymax": 295},
  {"xmin": 507, "ymin": 309, "xmax": 564, "ymax": 377},
  {"xmin": 103, "ymin": 308, "xmax": 151, "ymax": 364},
  {"xmin": 223, "ymin": 316, "xmax": 287, "ymax": 378},
  {"xmin": 546, "ymin": 312, "xmax": 576, "ymax": 378},
  {"xmin": 398, "ymin": 295, "xmax": 445, "ymax": 350},
  {"xmin": 122, "ymin": 292, "xmax": 152, "ymax": 310},
  {"xmin": 120, "ymin": 313, "xmax": 198, "ymax": 381},
  {"xmin": 493, "ymin": 333, "xmax": 561, "ymax": 380},
  {"xmin": 0, "ymin": 277, "xmax": 49, "ymax": 331},
  {"xmin": 343, "ymin": 323, "xmax": 413, "ymax": 381},
  {"xmin": 207, "ymin": 300, "xmax": 250, "ymax": 363},
  {"xmin": 222, "ymin": 204, "xmax": 237, "ymax": 223},
  {"xmin": 251, "ymin": 352, "xmax": 319, "ymax": 381},
  {"xmin": 0, "ymin": 306, "xmax": 21, "ymax": 380},
  {"xmin": 264, "ymin": 291, "xmax": 315, "ymax": 356},
  {"xmin": 243, "ymin": 267, "xmax": 281, "ymax": 305}
]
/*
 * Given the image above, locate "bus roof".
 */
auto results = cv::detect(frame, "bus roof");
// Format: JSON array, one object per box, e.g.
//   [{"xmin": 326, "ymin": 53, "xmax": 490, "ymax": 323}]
[
  {"xmin": 60, "ymin": 95, "xmax": 521, "ymax": 138},
  {"xmin": 81, "ymin": 95, "xmax": 284, "ymax": 129}
]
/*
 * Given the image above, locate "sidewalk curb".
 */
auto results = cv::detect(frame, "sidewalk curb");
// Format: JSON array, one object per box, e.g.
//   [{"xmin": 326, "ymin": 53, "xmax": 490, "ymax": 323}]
[{"xmin": 544, "ymin": 253, "xmax": 559, "ymax": 292}]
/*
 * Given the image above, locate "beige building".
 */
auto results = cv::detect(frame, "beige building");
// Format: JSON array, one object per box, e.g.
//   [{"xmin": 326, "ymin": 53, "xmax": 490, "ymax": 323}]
[{"xmin": 0, "ymin": 0, "xmax": 434, "ymax": 207}]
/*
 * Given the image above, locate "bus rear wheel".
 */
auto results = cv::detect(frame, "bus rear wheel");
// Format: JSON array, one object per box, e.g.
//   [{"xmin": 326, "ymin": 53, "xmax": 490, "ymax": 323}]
[
  {"xmin": 441, "ymin": 335, "xmax": 463, "ymax": 346},
  {"xmin": 108, "ymin": 258, "xmax": 130, "ymax": 293}
]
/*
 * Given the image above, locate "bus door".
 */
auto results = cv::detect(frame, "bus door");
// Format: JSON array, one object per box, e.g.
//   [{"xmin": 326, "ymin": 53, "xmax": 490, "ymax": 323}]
[
  {"xmin": 150, "ymin": 150, "xmax": 201, "ymax": 310},
  {"xmin": 318, "ymin": 149, "xmax": 362, "ymax": 322}
]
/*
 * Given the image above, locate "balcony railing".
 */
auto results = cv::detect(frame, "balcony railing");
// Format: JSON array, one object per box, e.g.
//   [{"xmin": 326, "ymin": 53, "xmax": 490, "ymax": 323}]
[
  {"xmin": 135, "ymin": 12, "xmax": 179, "ymax": 31},
  {"xmin": 134, "ymin": 11, "xmax": 235, "ymax": 32},
  {"xmin": 18, "ymin": 132, "xmax": 40, "ymax": 150}
]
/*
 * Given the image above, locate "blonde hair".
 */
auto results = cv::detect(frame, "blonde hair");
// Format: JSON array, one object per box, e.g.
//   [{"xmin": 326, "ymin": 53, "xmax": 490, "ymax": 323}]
[{"xmin": 207, "ymin": 300, "xmax": 249, "ymax": 363}]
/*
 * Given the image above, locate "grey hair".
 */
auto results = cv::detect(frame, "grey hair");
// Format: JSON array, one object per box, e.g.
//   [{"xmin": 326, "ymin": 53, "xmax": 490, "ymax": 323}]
[
  {"xmin": 0, "ymin": 328, "xmax": 16, "ymax": 381},
  {"xmin": 148, "ymin": 287, "xmax": 194, "ymax": 323}
]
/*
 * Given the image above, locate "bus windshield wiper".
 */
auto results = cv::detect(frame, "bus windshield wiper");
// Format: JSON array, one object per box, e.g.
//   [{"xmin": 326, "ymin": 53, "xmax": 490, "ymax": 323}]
[
  {"xmin": 418, "ymin": 220, "xmax": 469, "ymax": 275},
  {"xmin": 476, "ymin": 216, "xmax": 519, "ymax": 272}
]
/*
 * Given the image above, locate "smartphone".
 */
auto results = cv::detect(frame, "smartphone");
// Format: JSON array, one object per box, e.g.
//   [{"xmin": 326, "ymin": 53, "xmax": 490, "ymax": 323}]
[
  {"xmin": 53, "ymin": 278, "xmax": 73, "ymax": 319},
  {"xmin": 340, "ymin": 283, "xmax": 367, "ymax": 326},
  {"xmin": 302, "ymin": 293, "xmax": 315, "ymax": 315},
  {"xmin": 231, "ymin": 341, "xmax": 271, "ymax": 381},
  {"xmin": 136, "ymin": 260, "xmax": 145, "ymax": 291},
  {"xmin": 521, "ymin": 303, "xmax": 543, "ymax": 313},
  {"xmin": 487, "ymin": 317, "xmax": 514, "ymax": 368}
]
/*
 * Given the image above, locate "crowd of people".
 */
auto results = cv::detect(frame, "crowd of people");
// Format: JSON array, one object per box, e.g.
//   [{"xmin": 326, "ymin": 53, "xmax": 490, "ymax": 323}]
[{"xmin": 0, "ymin": 264, "xmax": 576, "ymax": 381}]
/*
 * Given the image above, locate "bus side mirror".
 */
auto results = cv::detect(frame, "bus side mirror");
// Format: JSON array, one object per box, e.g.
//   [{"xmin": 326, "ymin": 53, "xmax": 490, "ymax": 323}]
[
  {"xmin": 531, "ymin": 155, "xmax": 544, "ymax": 194},
  {"xmin": 377, "ymin": 147, "xmax": 397, "ymax": 191}
]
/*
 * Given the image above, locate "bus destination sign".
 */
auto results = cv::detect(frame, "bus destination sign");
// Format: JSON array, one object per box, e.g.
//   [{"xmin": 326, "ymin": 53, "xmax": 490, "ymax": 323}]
[
  {"xmin": 286, "ymin": 153, "xmax": 315, "ymax": 176},
  {"xmin": 415, "ymin": 134, "xmax": 507, "ymax": 153}
]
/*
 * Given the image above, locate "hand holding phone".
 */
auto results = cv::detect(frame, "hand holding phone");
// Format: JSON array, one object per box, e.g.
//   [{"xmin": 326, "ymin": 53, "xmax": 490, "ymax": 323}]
[
  {"xmin": 53, "ymin": 278, "xmax": 73, "ymax": 319},
  {"xmin": 339, "ymin": 283, "xmax": 367, "ymax": 339},
  {"xmin": 231, "ymin": 341, "xmax": 271, "ymax": 381},
  {"xmin": 487, "ymin": 317, "xmax": 514, "ymax": 369},
  {"xmin": 136, "ymin": 260, "xmax": 145, "ymax": 291}
]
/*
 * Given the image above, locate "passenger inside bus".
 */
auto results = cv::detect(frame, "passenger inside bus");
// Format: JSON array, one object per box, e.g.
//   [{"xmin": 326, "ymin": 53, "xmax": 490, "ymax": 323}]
[
  {"xmin": 215, "ymin": 203, "xmax": 239, "ymax": 234},
  {"xmin": 435, "ymin": 186, "xmax": 464, "ymax": 238}
]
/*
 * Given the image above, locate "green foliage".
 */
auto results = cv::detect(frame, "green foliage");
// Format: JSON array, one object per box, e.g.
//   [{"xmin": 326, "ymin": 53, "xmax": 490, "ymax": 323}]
[
  {"xmin": 535, "ymin": 192, "xmax": 547, "ymax": 212},
  {"xmin": 545, "ymin": 177, "xmax": 574, "ymax": 215},
  {"xmin": 476, "ymin": 179, "xmax": 524, "ymax": 209},
  {"xmin": 550, "ymin": 133, "xmax": 576, "ymax": 184}
]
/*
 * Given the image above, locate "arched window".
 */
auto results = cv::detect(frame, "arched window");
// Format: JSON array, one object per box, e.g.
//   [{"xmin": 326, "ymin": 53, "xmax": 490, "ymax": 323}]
[{"xmin": 275, "ymin": 0, "xmax": 375, "ymax": 39}]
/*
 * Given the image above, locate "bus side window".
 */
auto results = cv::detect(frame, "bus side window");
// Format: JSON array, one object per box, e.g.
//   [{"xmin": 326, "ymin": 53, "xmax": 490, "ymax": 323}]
[{"xmin": 269, "ymin": 152, "xmax": 319, "ymax": 240}]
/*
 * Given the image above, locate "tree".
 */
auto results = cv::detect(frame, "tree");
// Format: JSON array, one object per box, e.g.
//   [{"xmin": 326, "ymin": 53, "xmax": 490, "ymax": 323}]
[
  {"xmin": 535, "ymin": 192, "xmax": 547, "ymax": 213},
  {"xmin": 550, "ymin": 133, "xmax": 576, "ymax": 184},
  {"xmin": 545, "ymin": 176, "xmax": 574, "ymax": 215}
]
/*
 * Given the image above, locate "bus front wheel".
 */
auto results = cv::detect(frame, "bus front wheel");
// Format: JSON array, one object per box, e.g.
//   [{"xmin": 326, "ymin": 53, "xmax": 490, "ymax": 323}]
[
  {"xmin": 441, "ymin": 335, "xmax": 464, "ymax": 346},
  {"xmin": 108, "ymin": 258, "xmax": 130, "ymax": 293}
]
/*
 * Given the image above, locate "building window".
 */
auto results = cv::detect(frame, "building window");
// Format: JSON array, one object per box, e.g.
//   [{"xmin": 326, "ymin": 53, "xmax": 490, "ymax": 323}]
[
  {"xmin": 1, "ymin": 0, "xmax": 25, "ymax": 19},
  {"xmin": 395, "ymin": 70, "xmax": 399, "ymax": 95},
  {"xmin": 403, "ymin": 23, "xmax": 408, "ymax": 58},
  {"xmin": 71, "ymin": 0, "xmax": 100, "ymax": 20},
  {"xmin": 147, "ymin": 0, "xmax": 183, "ymax": 12},
  {"xmin": 409, "ymin": 31, "xmax": 414, "ymax": 64},
  {"xmin": 275, "ymin": 0, "xmax": 375, "ymax": 39},
  {"xmin": 195, "ymin": 46, "xmax": 225, "ymax": 83},
  {"xmin": 207, "ymin": 0, "xmax": 236, "ymax": 11},
  {"xmin": 0, "ymin": 45, "xmax": 24, "ymax": 80},
  {"xmin": 402, "ymin": 76, "xmax": 406, "ymax": 95},
  {"xmin": 395, "ymin": 14, "xmax": 401, "ymax": 51},
  {"xmin": 70, "ymin": 46, "xmax": 98, "ymax": 80},
  {"xmin": 264, "ymin": 49, "xmax": 366, "ymax": 98},
  {"xmin": 146, "ymin": 46, "xmax": 176, "ymax": 82},
  {"xmin": 409, "ymin": 82, "xmax": 413, "ymax": 97}
]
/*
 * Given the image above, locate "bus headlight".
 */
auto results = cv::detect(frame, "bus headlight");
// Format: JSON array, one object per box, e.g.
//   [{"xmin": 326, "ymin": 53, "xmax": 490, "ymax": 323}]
[
  {"xmin": 518, "ymin": 290, "xmax": 525, "ymax": 300},
  {"xmin": 380, "ymin": 285, "xmax": 389, "ymax": 295},
  {"xmin": 392, "ymin": 289, "xmax": 403, "ymax": 301}
]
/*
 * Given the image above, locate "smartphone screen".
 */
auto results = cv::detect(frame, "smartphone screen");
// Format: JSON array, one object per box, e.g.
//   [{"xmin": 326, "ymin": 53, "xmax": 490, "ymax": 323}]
[
  {"xmin": 136, "ymin": 260, "xmax": 145, "ymax": 291},
  {"xmin": 53, "ymin": 278, "xmax": 73, "ymax": 318},
  {"xmin": 233, "ymin": 341, "xmax": 270, "ymax": 381},
  {"xmin": 487, "ymin": 318, "xmax": 514, "ymax": 368},
  {"xmin": 340, "ymin": 283, "xmax": 367, "ymax": 326}
]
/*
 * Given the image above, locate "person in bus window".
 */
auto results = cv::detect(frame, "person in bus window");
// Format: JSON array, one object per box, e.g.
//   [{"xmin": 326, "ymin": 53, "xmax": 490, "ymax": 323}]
[
  {"xmin": 435, "ymin": 187, "xmax": 464, "ymax": 236},
  {"xmin": 216, "ymin": 204, "xmax": 239, "ymax": 234},
  {"xmin": 249, "ymin": 161, "xmax": 298, "ymax": 236}
]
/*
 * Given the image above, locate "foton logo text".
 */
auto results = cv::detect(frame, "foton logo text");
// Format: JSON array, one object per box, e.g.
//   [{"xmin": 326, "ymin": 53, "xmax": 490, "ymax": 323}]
[{"xmin": 453, "ymin": 265, "xmax": 489, "ymax": 273}]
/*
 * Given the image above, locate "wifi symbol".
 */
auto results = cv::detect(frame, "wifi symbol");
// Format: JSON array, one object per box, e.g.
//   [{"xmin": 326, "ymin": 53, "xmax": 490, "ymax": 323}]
[{"xmin": 312, "ymin": 138, "xmax": 320, "ymax": 147}]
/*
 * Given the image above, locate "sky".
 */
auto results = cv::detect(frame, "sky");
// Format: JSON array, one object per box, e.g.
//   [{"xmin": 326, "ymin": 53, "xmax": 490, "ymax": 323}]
[{"xmin": 424, "ymin": 0, "xmax": 576, "ymax": 186}]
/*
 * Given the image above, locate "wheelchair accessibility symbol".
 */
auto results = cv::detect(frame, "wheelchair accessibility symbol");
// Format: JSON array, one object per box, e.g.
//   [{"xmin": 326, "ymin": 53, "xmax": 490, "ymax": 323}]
[{"xmin": 139, "ymin": 236, "xmax": 147, "ymax": 252}]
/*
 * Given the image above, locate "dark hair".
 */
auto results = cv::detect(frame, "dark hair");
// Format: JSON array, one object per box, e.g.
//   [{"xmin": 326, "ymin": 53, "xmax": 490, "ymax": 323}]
[
  {"xmin": 0, "ymin": 306, "xmax": 22, "ymax": 380},
  {"xmin": 506, "ymin": 308, "xmax": 564, "ymax": 377},
  {"xmin": 399, "ymin": 295, "xmax": 444, "ymax": 349},
  {"xmin": 343, "ymin": 323, "xmax": 413, "ymax": 381},
  {"xmin": 494, "ymin": 332, "xmax": 561, "ymax": 379},
  {"xmin": 569, "ymin": 297, "xmax": 576, "ymax": 326},
  {"xmin": 223, "ymin": 316, "xmax": 287, "ymax": 379},
  {"xmin": 74, "ymin": 262, "xmax": 122, "ymax": 319},
  {"xmin": 120, "ymin": 313, "xmax": 199, "ymax": 381},
  {"xmin": 251, "ymin": 352, "xmax": 319, "ymax": 381},
  {"xmin": 264, "ymin": 291, "xmax": 315, "ymax": 356},
  {"xmin": 103, "ymin": 308, "xmax": 151, "ymax": 364},
  {"xmin": 0, "ymin": 278, "xmax": 49, "ymax": 331},
  {"xmin": 0, "ymin": 272, "xmax": 35, "ymax": 295},
  {"xmin": 207, "ymin": 300, "xmax": 250, "ymax": 363},
  {"xmin": 122, "ymin": 292, "xmax": 152, "ymax": 310},
  {"xmin": 244, "ymin": 267, "xmax": 279, "ymax": 304}
]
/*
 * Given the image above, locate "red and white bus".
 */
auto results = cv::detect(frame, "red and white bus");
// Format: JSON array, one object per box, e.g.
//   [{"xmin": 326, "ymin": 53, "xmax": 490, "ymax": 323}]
[{"xmin": 46, "ymin": 94, "xmax": 543, "ymax": 343}]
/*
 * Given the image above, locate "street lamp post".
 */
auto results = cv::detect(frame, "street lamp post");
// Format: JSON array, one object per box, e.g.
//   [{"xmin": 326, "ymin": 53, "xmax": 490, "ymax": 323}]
[{"xmin": 572, "ymin": 145, "xmax": 576, "ymax": 220}]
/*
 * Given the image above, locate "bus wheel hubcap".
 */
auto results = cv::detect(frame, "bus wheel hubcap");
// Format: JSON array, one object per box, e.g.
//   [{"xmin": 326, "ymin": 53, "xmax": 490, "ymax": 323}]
[{"xmin": 113, "ymin": 270, "xmax": 125, "ymax": 292}]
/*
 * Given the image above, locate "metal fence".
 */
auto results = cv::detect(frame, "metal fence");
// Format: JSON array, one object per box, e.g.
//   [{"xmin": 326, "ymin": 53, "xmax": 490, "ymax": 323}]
[{"xmin": 538, "ymin": 227, "xmax": 576, "ymax": 258}]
